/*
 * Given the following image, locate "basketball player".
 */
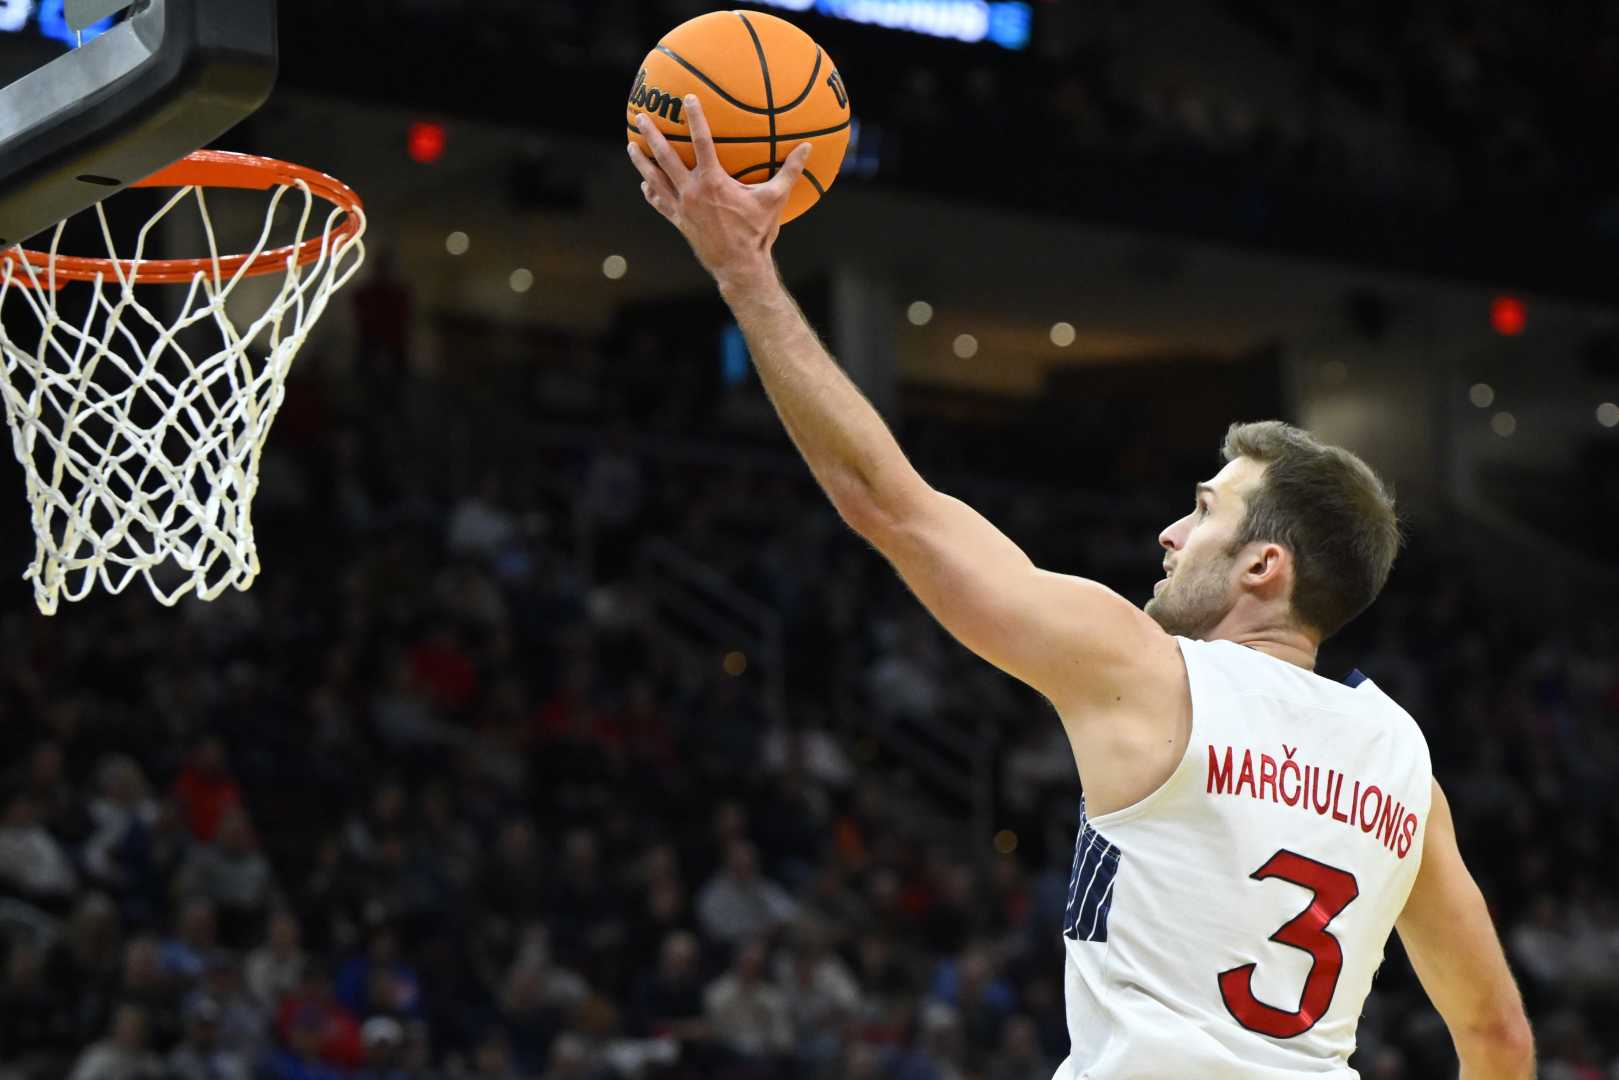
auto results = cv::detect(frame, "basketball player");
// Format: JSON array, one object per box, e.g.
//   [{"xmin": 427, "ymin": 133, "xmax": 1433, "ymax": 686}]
[{"xmin": 629, "ymin": 98, "xmax": 1534, "ymax": 1079}]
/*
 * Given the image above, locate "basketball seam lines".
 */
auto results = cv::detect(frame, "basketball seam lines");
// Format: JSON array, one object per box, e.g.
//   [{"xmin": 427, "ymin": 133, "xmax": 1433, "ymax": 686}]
[
  {"xmin": 649, "ymin": 20, "xmax": 838, "ymax": 203},
  {"xmin": 654, "ymin": 45, "xmax": 773, "ymax": 115},
  {"xmin": 645, "ymin": 44, "xmax": 823, "ymax": 117},
  {"xmin": 624, "ymin": 118, "xmax": 851, "ymax": 144},
  {"xmin": 731, "ymin": 164, "xmax": 826, "ymax": 195},
  {"xmin": 777, "ymin": 48, "xmax": 824, "ymax": 113},
  {"xmin": 735, "ymin": 13, "xmax": 778, "ymax": 177}
]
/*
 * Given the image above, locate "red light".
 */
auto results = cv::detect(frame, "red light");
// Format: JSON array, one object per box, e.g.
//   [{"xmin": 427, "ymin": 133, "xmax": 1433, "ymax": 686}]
[
  {"xmin": 1491, "ymin": 296, "xmax": 1526, "ymax": 336},
  {"xmin": 407, "ymin": 121, "xmax": 446, "ymax": 165}
]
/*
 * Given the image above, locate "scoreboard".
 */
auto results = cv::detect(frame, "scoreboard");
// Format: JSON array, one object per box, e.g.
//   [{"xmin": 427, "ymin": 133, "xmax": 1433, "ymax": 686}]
[
  {"xmin": 748, "ymin": 0, "xmax": 1034, "ymax": 50},
  {"xmin": 0, "ymin": 0, "xmax": 117, "ymax": 45}
]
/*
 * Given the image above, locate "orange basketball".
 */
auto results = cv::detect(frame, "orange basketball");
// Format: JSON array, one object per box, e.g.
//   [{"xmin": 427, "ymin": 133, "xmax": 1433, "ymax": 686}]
[{"xmin": 625, "ymin": 10, "xmax": 852, "ymax": 225}]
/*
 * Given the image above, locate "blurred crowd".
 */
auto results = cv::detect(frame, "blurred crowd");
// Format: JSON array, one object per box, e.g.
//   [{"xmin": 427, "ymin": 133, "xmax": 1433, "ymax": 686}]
[
  {"xmin": 1223, "ymin": 0, "xmax": 1619, "ymax": 204},
  {"xmin": 0, "ymin": 308, "xmax": 1616, "ymax": 1080},
  {"xmin": 0, "ymin": 333, "xmax": 1080, "ymax": 1079},
  {"xmin": 884, "ymin": 0, "xmax": 1619, "ymax": 254}
]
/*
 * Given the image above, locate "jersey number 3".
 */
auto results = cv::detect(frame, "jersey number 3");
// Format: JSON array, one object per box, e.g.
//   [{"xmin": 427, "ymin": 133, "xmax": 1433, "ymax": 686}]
[{"xmin": 1218, "ymin": 849, "xmax": 1360, "ymax": 1039}]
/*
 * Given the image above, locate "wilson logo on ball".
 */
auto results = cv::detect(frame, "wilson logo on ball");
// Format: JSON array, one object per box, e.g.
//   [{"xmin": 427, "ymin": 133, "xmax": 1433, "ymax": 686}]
[{"xmin": 628, "ymin": 69, "xmax": 685, "ymax": 123}]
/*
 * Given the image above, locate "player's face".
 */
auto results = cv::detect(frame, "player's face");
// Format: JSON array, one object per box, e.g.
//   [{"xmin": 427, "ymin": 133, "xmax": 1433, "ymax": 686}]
[{"xmin": 1145, "ymin": 458, "xmax": 1264, "ymax": 638}]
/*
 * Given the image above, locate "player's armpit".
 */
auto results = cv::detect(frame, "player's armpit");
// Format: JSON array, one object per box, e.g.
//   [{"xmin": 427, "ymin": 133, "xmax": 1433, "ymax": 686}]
[
  {"xmin": 1395, "ymin": 781, "xmax": 1535, "ymax": 1079},
  {"xmin": 843, "ymin": 484, "xmax": 1180, "ymax": 717}
]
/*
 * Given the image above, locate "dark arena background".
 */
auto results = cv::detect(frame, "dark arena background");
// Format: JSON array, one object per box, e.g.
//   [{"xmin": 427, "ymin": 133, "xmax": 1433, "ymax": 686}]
[{"xmin": 2, "ymin": 1, "xmax": 1618, "ymax": 1077}]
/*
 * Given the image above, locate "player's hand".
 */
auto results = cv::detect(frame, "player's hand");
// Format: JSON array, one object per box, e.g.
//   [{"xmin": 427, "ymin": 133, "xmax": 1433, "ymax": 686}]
[{"xmin": 627, "ymin": 95, "xmax": 810, "ymax": 291}]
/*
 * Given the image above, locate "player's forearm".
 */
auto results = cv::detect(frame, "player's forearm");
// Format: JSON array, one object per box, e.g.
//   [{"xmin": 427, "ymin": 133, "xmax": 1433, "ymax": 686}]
[{"xmin": 718, "ymin": 263, "xmax": 925, "ymax": 519}]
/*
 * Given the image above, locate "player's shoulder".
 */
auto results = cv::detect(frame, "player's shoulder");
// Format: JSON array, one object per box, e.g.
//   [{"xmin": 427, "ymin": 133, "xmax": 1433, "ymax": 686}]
[
  {"xmin": 1042, "ymin": 575, "xmax": 1188, "ymax": 715},
  {"xmin": 1294, "ymin": 655, "xmax": 1435, "ymax": 774},
  {"xmin": 1346, "ymin": 672, "xmax": 1434, "ymax": 760}
]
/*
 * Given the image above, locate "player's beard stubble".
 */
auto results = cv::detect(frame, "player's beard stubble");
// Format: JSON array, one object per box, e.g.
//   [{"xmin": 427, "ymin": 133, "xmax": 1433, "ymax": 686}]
[{"xmin": 1144, "ymin": 547, "xmax": 1237, "ymax": 639}]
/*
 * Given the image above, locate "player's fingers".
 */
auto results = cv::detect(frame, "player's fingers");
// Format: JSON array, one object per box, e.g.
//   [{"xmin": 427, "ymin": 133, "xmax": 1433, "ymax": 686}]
[
  {"xmin": 764, "ymin": 143, "xmax": 813, "ymax": 201},
  {"xmin": 647, "ymin": 170, "xmax": 681, "ymax": 212},
  {"xmin": 683, "ymin": 95, "xmax": 722, "ymax": 174},
  {"xmin": 627, "ymin": 143, "xmax": 680, "ymax": 205},
  {"xmin": 634, "ymin": 113, "xmax": 691, "ymax": 190},
  {"xmin": 641, "ymin": 181, "xmax": 677, "ymax": 224}
]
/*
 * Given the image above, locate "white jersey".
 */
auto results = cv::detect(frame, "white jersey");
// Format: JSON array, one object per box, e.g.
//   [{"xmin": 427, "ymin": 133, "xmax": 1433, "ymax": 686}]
[{"xmin": 1054, "ymin": 636, "xmax": 1432, "ymax": 1080}]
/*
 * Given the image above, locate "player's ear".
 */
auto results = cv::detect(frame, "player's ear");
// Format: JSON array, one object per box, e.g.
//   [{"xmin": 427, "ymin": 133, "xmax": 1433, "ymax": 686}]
[{"xmin": 1249, "ymin": 543, "xmax": 1289, "ymax": 584}]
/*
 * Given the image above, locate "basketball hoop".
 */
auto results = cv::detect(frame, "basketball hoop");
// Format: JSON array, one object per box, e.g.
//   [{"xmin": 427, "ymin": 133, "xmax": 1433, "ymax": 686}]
[{"xmin": 0, "ymin": 149, "xmax": 367, "ymax": 614}]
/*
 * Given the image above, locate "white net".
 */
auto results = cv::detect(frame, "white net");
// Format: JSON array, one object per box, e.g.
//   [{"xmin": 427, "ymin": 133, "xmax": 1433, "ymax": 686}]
[{"xmin": 0, "ymin": 175, "xmax": 366, "ymax": 614}]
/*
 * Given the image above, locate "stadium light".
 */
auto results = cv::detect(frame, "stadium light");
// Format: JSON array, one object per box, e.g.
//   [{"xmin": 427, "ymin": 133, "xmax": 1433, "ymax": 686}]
[
  {"xmin": 1491, "ymin": 296, "xmax": 1526, "ymax": 336},
  {"xmin": 407, "ymin": 121, "xmax": 446, "ymax": 165}
]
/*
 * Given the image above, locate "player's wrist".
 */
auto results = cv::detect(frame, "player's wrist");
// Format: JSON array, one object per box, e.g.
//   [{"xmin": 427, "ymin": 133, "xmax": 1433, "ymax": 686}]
[{"xmin": 714, "ymin": 257, "xmax": 779, "ymax": 302}]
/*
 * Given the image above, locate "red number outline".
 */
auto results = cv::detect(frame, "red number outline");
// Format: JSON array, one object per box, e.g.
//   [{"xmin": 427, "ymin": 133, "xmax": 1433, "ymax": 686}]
[{"xmin": 1218, "ymin": 849, "xmax": 1359, "ymax": 1039}]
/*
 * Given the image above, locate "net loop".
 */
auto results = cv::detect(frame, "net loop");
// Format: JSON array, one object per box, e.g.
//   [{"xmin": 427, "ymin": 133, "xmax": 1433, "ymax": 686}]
[{"xmin": 0, "ymin": 151, "xmax": 366, "ymax": 613}]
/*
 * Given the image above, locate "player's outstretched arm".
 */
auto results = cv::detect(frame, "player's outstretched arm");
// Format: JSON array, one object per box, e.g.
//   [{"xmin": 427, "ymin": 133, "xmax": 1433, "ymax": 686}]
[
  {"xmin": 626, "ymin": 96, "xmax": 1177, "ymax": 720},
  {"xmin": 628, "ymin": 97, "xmax": 914, "ymax": 509},
  {"xmin": 1396, "ymin": 781, "xmax": 1535, "ymax": 1079}
]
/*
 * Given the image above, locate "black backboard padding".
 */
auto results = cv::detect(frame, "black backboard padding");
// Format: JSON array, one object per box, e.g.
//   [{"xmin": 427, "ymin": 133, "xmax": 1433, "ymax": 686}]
[{"xmin": 0, "ymin": 0, "xmax": 276, "ymax": 247}]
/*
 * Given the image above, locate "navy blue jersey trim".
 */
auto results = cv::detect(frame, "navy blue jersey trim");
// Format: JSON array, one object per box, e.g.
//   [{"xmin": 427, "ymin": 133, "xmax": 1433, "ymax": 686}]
[
  {"xmin": 1344, "ymin": 668, "xmax": 1368, "ymax": 688},
  {"xmin": 1064, "ymin": 798, "xmax": 1122, "ymax": 943}
]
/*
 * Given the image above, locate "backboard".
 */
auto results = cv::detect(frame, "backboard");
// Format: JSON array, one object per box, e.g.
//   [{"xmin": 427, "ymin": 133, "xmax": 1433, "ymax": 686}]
[{"xmin": 0, "ymin": 0, "xmax": 277, "ymax": 247}]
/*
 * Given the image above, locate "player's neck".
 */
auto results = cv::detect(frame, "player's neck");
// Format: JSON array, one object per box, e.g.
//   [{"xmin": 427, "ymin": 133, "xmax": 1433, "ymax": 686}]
[
  {"xmin": 1233, "ymin": 635, "xmax": 1318, "ymax": 671},
  {"xmin": 1204, "ymin": 608, "xmax": 1318, "ymax": 670}
]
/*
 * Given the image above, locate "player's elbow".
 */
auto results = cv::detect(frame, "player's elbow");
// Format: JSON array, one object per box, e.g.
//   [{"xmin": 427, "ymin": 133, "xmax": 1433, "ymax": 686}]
[
  {"xmin": 1455, "ymin": 1007, "xmax": 1534, "ymax": 1079},
  {"xmin": 833, "ymin": 477, "xmax": 922, "ymax": 543},
  {"xmin": 832, "ymin": 483, "xmax": 886, "ymax": 538},
  {"xmin": 1494, "ymin": 1014, "xmax": 1536, "ymax": 1076}
]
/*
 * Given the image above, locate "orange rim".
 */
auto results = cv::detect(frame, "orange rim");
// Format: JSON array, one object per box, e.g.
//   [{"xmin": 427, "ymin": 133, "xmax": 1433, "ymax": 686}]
[{"xmin": 0, "ymin": 149, "xmax": 364, "ymax": 286}]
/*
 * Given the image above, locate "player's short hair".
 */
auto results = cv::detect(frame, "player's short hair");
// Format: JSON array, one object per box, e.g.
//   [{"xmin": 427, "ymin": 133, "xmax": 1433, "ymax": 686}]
[{"xmin": 1221, "ymin": 421, "xmax": 1402, "ymax": 641}]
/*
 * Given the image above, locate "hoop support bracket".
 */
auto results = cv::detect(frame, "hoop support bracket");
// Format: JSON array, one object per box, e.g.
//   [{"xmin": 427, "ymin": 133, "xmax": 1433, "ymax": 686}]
[{"xmin": 0, "ymin": 0, "xmax": 278, "ymax": 249}]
